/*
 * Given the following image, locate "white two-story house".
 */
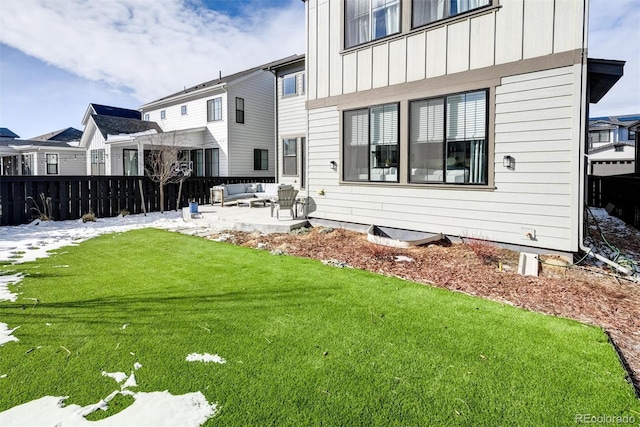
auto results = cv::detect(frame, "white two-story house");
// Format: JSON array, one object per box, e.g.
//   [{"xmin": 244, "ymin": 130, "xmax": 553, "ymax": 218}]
[
  {"xmin": 268, "ymin": 54, "xmax": 307, "ymax": 190},
  {"xmin": 303, "ymin": 0, "xmax": 622, "ymax": 254},
  {"xmin": 138, "ymin": 58, "xmax": 297, "ymax": 178}
]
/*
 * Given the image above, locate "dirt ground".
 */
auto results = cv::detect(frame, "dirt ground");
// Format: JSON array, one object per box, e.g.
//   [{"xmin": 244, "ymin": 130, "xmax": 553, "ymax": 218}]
[{"xmin": 206, "ymin": 208, "xmax": 640, "ymax": 394}]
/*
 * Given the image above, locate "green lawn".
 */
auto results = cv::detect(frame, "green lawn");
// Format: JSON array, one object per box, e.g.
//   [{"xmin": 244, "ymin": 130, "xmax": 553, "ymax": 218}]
[{"xmin": 0, "ymin": 228, "xmax": 638, "ymax": 425}]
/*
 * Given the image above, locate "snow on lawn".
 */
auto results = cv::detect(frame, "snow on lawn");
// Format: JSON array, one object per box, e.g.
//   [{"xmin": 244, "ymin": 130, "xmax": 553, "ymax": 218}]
[
  {"xmin": 186, "ymin": 353, "xmax": 227, "ymax": 364},
  {"xmin": 0, "ymin": 212, "xmax": 222, "ymax": 425}
]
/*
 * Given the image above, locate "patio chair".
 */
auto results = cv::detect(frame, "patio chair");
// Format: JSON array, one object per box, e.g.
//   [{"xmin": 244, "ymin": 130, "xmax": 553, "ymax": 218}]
[{"xmin": 272, "ymin": 188, "xmax": 298, "ymax": 219}]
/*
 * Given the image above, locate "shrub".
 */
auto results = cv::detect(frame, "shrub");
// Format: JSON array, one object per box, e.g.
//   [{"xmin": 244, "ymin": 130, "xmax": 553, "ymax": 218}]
[{"xmin": 463, "ymin": 237, "xmax": 499, "ymax": 265}]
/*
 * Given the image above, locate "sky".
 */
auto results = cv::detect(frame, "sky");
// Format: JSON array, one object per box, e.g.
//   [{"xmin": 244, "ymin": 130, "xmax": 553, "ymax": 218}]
[{"xmin": 0, "ymin": 0, "xmax": 638, "ymax": 139}]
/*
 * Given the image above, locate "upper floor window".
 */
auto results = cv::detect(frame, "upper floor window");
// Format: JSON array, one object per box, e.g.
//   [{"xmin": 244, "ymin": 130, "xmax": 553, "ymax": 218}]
[
  {"xmin": 207, "ymin": 97, "xmax": 222, "ymax": 121},
  {"xmin": 628, "ymin": 130, "xmax": 636, "ymax": 141},
  {"xmin": 588, "ymin": 130, "xmax": 610, "ymax": 144},
  {"xmin": 409, "ymin": 90, "xmax": 487, "ymax": 185},
  {"xmin": 143, "ymin": 113, "xmax": 150, "ymax": 121},
  {"xmin": 283, "ymin": 75, "xmax": 297, "ymax": 96},
  {"xmin": 345, "ymin": 0, "xmax": 400, "ymax": 49},
  {"xmin": 181, "ymin": 105, "xmax": 187, "ymax": 115},
  {"xmin": 160, "ymin": 110, "xmax": 166, "ymax": 120},
  {"xmin": 46, "ymin": 153, "xmax": 59, "ymax": 175},
  {"xmin": 236, "ymin": 97, "xmax": 245, "ymax": 124},
  {"xmin": 412, "ymin": 0, "xmax": 490, "ymax": 28}
]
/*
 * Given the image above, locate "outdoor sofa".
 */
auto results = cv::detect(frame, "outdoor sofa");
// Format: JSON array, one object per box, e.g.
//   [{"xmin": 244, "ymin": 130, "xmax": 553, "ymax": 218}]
[{"xmin": 210, "ymin": 183, "xmax": 292, "ymax": 206}]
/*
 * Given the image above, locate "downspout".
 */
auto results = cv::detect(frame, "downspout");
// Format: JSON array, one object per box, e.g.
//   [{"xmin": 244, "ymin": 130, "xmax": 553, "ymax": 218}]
[
  {"xmin": 577, "ymin": 0, "xmax": 633, "ymax": 277},
  {"xmin": 269, "ymin": 69, "xmax": 279, "ymax": 183}
]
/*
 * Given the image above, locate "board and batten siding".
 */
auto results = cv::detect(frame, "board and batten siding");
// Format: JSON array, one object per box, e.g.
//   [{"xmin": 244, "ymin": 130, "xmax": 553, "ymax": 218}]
[
  {"xmin": 228, "ymin": 71, "xmax": 276, "ymax": 176},
  {"xmin": 307, "ymin": 0, "xmax": 585, "ymax": 101}
]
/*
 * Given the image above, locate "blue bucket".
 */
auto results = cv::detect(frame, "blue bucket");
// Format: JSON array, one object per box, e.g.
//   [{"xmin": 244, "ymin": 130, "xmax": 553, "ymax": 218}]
[{"xmin": 189, "ymin": 201, "xmax": 198, "ymax": 213}]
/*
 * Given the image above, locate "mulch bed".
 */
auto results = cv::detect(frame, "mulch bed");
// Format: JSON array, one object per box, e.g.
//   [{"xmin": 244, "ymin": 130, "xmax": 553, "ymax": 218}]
[{"xmin": 206, "ymin": 215, "xmax": 640, "ymax": 395}]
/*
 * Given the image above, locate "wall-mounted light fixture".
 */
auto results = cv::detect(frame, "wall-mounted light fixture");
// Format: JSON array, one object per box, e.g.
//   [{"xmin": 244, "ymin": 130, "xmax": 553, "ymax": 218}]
[
  {"xmin": 330, "ymin": 160, "xmax": 337, "ymax": 171},
  {"xmin": 503, "ymin": 155, "xmax": 514, "ymax": 170}
]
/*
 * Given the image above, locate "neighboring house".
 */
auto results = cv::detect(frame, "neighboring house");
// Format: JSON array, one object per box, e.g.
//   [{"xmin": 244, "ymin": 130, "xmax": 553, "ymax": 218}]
[
  {"xmin": 267, "ymin": 54, "xmax": 306, "ymax": 190},
  {"xmin": 79, "ymin": 104, "xmax": 163, "ymax": 176},
  {"xmin": 303, "ymin": 0, "xmax": 622, "ymax": 254},
  {"xmin": 0, "ymin": 127, "xmax": 86, "ymax": 176},
  {"xmin": 587, "ymin": 114, "xmax": 638, "ymax": 175},
  {"xmin": 138, "ymin": 58, "xmax": 294, "ymax": 178},
  {"xmin": 30, "ymin": 127, "xmax": 84, "ymax": 143}
]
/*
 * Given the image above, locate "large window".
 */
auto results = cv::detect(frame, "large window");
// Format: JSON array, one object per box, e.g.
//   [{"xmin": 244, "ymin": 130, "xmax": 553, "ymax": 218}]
[
  {"xmin": 410, "ymin": 90, "xmax": 487, "ymax": 184},
  {"xmin": 283, "ymin": 138, "xmax": 297, "ymax": 175},
  {"xmin": 191, "ymin": 149, "xmax": 204, "ymax": 177},
  {"xmin": 207, "ymin": 97, "xmax": 222, "ymax": 121},
  {"xmin": 413, "ymin": 0, "xmax": 490, "ymax": 28},
  {"xmin": 22, "ymin": 154, "xmax": 33, "ymax": 175},
  {"xmin": 345, "ymin": 0, "xmax": 400, "ymax": 49},
  {"xmin": 123, "ymin": 149, "xmax": 138, "ymax": 176},
  {"xmin": 343, "ymin": 103, "xmax": 399, "ymax": 182},
  {"xmin": 236, "ymin": 97, "xmax": 245, "ymax": 123},
  {"xmin": 46, "ymin": 153, "xmax": 59, "ymax": 175},
  {"xmin": 205, "ymin": 148, "xmax": 219, "ymax": 176},
  {"xmin": 254, "ymin": 149, "xmax": 268, "ymax": 170},
  {"xmin": 90, "ymin": 149, "xmax": 105, "ymax": 175}
]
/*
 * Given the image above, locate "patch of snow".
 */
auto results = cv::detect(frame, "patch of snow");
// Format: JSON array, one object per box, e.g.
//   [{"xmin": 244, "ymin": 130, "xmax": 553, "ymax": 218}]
[
  {"xmin": 186, "ymin": 353, "xmax": 226, "ymax": 364},
  {"xmin": 0, "ymin": 272, "xmax": 22, "ymax": 302},
  {"xmin": 122, "ymin": 372, "xmax": 137, "ymax": 389},
  {"xmin": 134, "ymin": 362, "xmax": 142, "ymax": 370},
  {"xmin": 0, "ymin": 391, "xmax": 217, "ymax": 426},
  {"xmin": 0, "ymin": 323, "xmax": 19, "ymax": 346},
  {"xmin": 122, "ymin": 323, "xmax": 130, "ymax": 330},
  {"xmin": 102, "ymin": 371, "xmax": 128, "ymax": 384},
  {"xmin": 394, "ymin": 256, "xmax": 414, "ymax": 262}
]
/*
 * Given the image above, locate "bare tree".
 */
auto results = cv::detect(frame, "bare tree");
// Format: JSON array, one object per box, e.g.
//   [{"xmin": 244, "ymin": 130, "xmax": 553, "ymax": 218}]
[{"xmin": 144, "ymin": 132, "xmax": 192, "ymax": 213}]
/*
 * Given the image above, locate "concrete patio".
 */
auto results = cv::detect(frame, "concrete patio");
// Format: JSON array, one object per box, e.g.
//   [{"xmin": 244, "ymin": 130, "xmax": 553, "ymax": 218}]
[{"xmin": 182, "ymin": 202, "xmax": 309, "ymax": 234}]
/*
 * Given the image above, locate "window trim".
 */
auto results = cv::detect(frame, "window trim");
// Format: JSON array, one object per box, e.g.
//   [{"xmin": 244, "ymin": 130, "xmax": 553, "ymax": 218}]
[
  {"xmin": 344, "ymin": 0, "xmax": 402, "ymax": 50},
  {"xmin": 282, "ymin": 138, "xmax": 298, "ymax": 176},
  {"xmin": 236, "ymin": 97, "xmax": 245, "ymax": 124},
  {"xmin": 253, "ymin": 148, "xmax": 268, "ymax": 171},
  {"xmin": 45, "ymin": 153, "xmax": 59, "ymax": 175},
  {"xmin": 207, "ymin": 97, "xmax": 223, "ymax": 122},
  {"xmin": 282, "ymin": 75, "xmax": 297, "ymax": 97},
  {"xmin": 408, "ymin": 89, "xmax": 489, "ymax": 186},
  {"xmin": 342, "ymin": 102, "xmax": 400, "ymax": 183}
]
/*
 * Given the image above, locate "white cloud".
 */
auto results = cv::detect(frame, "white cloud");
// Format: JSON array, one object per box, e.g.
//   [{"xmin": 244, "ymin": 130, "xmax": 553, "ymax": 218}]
[{"xmin": 0, "ymin": 0, "xmax": 305, "ymax": 104}]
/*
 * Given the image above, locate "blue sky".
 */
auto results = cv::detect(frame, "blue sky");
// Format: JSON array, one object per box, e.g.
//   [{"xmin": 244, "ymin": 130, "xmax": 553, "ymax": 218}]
[{"xmin": 0, "ymin": 0, "xmax": 638, "ymax": 139}]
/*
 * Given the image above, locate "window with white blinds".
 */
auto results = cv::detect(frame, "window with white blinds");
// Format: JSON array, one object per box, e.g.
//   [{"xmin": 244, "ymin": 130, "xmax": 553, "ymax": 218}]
[
  {"xmin": 410, "ymin": 90, "xmax": 487, "ymax": 184},
  {"xmin": 344, "ymin": 103, "xmax": 399, "ymax": 182},
  {"xmin": 345, "ymin": 0, "xmax": 400, "ymax": 49},
  {"xmin": 283, "ymin": 138, "xmax": 297, "ymax": 176}
]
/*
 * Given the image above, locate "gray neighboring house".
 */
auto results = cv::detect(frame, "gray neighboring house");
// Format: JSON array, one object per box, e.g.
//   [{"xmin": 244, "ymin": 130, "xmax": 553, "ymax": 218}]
[
  {"xmin": 587, "ymin": 114, "xmax": 638, "ymax": 176},
  {"xmin": 0, "ymin": 127, "xmax": 86, "ymax": 176}
]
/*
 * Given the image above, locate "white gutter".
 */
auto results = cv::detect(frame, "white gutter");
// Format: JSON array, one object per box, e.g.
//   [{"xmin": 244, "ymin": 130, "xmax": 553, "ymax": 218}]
[{"xmin": 577, "ymin": 0, "xmax": 634, "ymax": 277}]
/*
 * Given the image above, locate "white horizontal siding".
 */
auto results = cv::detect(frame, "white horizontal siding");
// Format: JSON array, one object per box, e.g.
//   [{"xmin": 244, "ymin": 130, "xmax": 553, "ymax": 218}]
[{"xmin": 306, "ymin": 66, "xmax": 582, "ymax": 251}]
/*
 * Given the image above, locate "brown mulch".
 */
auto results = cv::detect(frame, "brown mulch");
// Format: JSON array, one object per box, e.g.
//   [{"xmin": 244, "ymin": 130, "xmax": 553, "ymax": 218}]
[{"xmin": 206, "ymin": 213, "xmax": 640, "ymax": 394}]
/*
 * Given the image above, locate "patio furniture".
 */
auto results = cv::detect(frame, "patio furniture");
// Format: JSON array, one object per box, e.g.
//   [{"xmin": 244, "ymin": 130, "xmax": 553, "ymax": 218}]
[{"xmin": 271, "ymin": 188, "xmax": 298, "ymax": 219}]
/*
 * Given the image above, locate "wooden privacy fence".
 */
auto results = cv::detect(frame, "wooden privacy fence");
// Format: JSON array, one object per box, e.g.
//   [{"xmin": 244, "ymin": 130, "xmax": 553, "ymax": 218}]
[
  {"xmin": 587, "ymin": 173, "xmax": 640, "ymax": 229},
  {"xmin": 0, "ymin": 176, "xmax": 274, "ymax": 226}
]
